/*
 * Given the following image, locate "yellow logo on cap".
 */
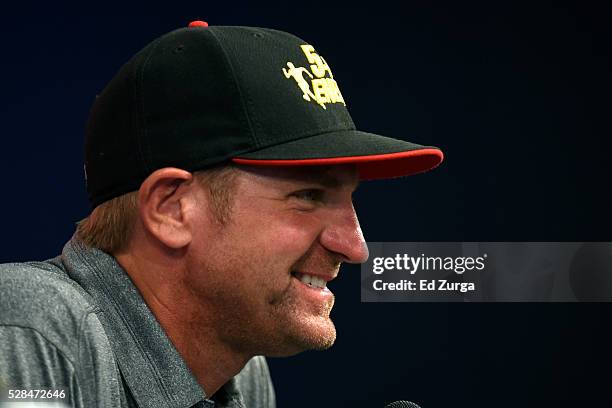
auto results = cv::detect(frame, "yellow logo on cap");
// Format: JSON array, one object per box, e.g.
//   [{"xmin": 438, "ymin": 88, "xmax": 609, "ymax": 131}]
[{"xmin": 283, "ymin": 45, "xmax": 346, "ymax": 110}]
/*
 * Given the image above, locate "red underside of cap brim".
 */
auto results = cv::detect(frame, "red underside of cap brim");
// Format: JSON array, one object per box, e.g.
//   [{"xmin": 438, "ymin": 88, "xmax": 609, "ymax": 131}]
[{"xmin": 232, "ymin": 148, "xmax": 444, "ymax": 180}]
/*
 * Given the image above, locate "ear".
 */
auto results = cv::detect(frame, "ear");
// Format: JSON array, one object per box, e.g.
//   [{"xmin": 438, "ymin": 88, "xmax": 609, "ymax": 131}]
[{"xmin": 137, "ymin": 167, "xmax": 195, "ymax": 249}]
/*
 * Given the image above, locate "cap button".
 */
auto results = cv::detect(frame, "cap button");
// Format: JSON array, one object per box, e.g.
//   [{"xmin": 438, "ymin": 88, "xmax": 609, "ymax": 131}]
[{"xmin": 188, "ymin": 20, "xmax": 209, "ymax": 28}]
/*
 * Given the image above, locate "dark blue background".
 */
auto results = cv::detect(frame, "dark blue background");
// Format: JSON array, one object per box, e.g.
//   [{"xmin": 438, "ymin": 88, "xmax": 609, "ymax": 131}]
[{"xmin": 2, "ymin": 1, "xmax": 611, "ymax": 407}]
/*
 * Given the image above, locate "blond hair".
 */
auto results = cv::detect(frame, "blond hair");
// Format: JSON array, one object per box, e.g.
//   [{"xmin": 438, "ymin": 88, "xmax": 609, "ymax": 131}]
[{"xmin": 76, "ymin": 165, "xmax": 238, "ymax": 253}]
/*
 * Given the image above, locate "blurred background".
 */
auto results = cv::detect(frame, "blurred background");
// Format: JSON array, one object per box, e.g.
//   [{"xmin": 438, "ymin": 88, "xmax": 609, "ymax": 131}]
[{"xmin": 1, "ymin": 1, "xmax": 611, "ymax": 406}]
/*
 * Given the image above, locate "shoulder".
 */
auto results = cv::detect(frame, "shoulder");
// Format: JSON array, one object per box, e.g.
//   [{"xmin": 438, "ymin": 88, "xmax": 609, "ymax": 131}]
[
  {"xmin": 0, "ymin": 260, "xmax": 123, "ymax": 404},
  {"xmin": 235, "ymin": 356, "xmax": 276, "ymax": 408},
  {"xmin": 0, "ymin": 260, "xmax": 101, "ymax": 364}
]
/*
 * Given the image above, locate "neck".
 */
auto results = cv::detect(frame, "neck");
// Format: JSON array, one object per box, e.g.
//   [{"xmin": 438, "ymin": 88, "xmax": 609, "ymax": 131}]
[{"xmin": 115, "ymin": 249, "xmax": 251, "ymax": 397}]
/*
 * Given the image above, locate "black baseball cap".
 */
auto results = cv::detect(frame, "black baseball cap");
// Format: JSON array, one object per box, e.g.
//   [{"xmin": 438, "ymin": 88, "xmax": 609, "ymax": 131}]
[{"xmin": 85, "ymin": 21, "xmax": 444, "ymax": 208}]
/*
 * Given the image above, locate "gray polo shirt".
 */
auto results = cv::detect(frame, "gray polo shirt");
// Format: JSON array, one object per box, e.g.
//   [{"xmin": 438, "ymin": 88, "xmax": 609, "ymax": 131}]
[{"xmin": 0, "ymin": 234, "xmax": 276, "ymax": 408}]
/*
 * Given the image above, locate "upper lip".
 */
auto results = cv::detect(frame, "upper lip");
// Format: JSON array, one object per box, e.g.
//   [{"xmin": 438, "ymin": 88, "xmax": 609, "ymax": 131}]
[{"xmin": 293, "ymin": 270, "xmax": 338, "ymax": 282}]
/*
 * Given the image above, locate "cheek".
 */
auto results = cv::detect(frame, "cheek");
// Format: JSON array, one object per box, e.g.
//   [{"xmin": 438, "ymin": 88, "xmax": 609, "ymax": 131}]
[
  {"xmin": 252, "ymin": 211, "xmax": 323, "ymax": 252},
  {"xmin": 194, "ymin": 197, "xmax": 326, "ymax": 274},
  {"xmin": 217, "ymin": 211, "xmax": 324, "ymax": 276}
]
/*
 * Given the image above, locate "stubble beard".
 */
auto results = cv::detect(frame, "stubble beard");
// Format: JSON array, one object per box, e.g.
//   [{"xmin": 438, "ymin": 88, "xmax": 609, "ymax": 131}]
[
  {"xmin": 196, "ymin": 263, "xmax": 338, "ymax": 358},
  {"xmin": 264, "ymin": 281, "xmax": 337, "ymax": 356}
]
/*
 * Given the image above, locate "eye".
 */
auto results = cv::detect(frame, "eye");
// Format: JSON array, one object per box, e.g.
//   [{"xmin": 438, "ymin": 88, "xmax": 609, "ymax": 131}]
[{"xmin": 291, "ymin": 189, "xmax": 325, "ymax": 203}]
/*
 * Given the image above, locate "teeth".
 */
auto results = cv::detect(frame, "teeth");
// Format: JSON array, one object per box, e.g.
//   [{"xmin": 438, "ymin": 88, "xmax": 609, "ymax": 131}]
[
  {"xmin": 296, "ymin": 272, "xmax": 327, "ymax": 289},
  {"xmin": 301, "ymin": 273, "xmax": 312, "ymax": 285}
]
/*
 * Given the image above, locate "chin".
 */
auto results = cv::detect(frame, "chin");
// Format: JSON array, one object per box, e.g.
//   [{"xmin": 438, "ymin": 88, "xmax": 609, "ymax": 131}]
[{"xmin": 272, "ymin": 317, "xmax": 337, "ymax": 356}]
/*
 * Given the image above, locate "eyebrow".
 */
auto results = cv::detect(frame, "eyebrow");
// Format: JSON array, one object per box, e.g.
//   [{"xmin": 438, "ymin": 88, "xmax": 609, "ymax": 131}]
[{"xmin": 295, "ymin": 170, "xmax": 360, "ymax": 191}]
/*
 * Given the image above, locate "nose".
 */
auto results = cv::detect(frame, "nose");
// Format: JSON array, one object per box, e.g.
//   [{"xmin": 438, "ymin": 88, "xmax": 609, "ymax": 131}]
[{"xmin": 319, "ymin": 203, "xmax": 369, "ymax": 264}]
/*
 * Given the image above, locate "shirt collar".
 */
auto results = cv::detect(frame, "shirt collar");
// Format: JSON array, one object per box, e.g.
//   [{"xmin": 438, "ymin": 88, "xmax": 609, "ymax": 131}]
[{"xmin": 60, "ymin": 234, "xmax": 244, "ymax": 408}]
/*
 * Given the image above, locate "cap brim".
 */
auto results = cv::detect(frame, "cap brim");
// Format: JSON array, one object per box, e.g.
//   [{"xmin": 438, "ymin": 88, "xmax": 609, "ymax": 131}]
[{"xmin": 232, "ymin": 129, "xmax": 444, "ymax": 180}]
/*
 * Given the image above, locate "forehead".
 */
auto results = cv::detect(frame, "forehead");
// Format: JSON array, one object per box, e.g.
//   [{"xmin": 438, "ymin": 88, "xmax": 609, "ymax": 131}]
[{"xmin": 234, "ymin": 164, "xmax": 360, "ymax": 190}]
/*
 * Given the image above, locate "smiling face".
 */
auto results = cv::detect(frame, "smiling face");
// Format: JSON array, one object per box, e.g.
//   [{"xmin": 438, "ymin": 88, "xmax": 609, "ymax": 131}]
[{"xmin": 184, "ymin": 164, "xmax": 369, "ymax": 357}]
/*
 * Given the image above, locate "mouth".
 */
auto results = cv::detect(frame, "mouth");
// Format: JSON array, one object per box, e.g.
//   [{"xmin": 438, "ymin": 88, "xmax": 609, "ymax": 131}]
[{"xmin": 291, "ymin": 271, "xmax": 330, "ymax": 290}]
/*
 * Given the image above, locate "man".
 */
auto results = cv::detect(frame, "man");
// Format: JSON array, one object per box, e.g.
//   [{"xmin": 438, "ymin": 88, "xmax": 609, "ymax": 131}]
[{"xmin": 0, "ymin": 21, "xmax": 443, "ymax": 407}]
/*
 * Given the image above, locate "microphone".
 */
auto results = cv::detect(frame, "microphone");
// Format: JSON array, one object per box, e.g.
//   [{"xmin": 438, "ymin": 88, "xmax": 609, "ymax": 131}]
[{"xmin": 385, "ymin": 401, "xmax": 422, "ymax": 408}]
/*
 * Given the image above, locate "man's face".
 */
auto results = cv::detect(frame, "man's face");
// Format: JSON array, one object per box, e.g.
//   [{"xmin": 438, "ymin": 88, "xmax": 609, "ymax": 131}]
[{"xmin": 184, "ymin": 164, "xmax": 369, "ymax": 357}]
